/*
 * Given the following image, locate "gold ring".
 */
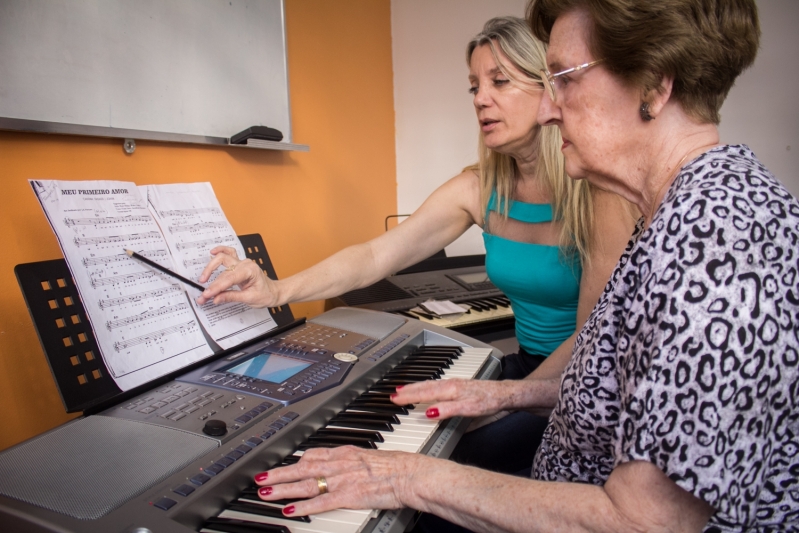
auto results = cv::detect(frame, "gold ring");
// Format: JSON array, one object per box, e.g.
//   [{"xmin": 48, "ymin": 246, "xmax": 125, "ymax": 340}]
[
  {"xmin": 226, "ymin": 263, "xmax": 236, "ymax": 272},
  {"xmin": 316, "ymin": 476, "xmax": 328, "ymax": 495}
]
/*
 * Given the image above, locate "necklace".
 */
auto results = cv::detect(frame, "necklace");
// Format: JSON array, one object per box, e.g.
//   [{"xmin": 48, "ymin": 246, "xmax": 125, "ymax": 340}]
[{"xmin": 647, "ymin": 143, "xmax": 718, "ymax": 224}]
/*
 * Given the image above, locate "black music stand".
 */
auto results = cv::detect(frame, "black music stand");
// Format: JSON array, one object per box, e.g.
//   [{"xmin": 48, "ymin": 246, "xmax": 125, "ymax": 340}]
[{"xmin": 14, "ymin": 234, "xmax": 294, "ymax": 413}]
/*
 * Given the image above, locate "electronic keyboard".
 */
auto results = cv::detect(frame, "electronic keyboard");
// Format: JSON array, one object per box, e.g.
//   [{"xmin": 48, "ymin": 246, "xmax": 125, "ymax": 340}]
[{"xmin": 0, "ymin": 307, "xmax": 501, "ymax": 533}]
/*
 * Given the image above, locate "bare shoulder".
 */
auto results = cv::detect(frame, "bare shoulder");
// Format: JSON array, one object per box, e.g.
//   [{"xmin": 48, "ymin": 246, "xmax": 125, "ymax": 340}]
[{"xmin": 426, "ymin": 168, "xmax": 483, "ymax": 224}]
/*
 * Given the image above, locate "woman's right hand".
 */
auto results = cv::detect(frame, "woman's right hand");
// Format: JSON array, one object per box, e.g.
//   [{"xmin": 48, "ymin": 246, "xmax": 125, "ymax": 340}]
[
  {"xmin": 195, "ymin": 246, "xmax": 281, "ymax": 307},
  {"xmin": 390, "ymin": 378, "xmax": 518, "ymax": 420}
]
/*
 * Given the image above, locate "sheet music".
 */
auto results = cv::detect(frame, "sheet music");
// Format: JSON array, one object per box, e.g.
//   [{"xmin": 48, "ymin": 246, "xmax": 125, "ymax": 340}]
[
  {"xmin": 31, "ymin": 180, "xmax": 214, "ymax": 391},
  {"xmin": 142, "ymin": 183, "xmax": 277, "ymax": 349}
]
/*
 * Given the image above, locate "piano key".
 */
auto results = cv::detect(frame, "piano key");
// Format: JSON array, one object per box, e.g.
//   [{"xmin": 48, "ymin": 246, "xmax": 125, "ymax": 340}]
[
  {"xmin": 206, "ymin": 346, "xmax": 494, "ymax": 533},
  {"xmin": 226, "ymin": 501, "xmax": 312, "ymax": 522},
  {"xmin": 316, "ymin": 428, "xmax": 384, "ymax": 442},
  {"xmin": 201, "ymin": 516, "xmax": 290, "ymax": 533}
]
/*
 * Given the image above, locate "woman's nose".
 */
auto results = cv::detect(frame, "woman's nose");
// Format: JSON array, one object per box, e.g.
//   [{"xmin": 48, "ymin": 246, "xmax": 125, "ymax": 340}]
[
  {"xmin": 537, "ymin": 90, "xmax": 560, "ymax": 126},
  {"xmin": 473, "ymin": 87, "xmax": 492, "ymax": 108}
]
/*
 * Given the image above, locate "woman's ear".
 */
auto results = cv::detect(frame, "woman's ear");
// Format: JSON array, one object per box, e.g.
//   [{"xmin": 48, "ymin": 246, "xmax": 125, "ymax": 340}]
[{"xmin": 641, "ymin": 76, "xmax": 674, "ymax": 121}]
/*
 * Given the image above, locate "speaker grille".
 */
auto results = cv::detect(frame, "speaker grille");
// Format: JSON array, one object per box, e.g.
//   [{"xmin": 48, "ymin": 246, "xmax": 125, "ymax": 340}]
[{"xmin": 0, "ymin": 416, "xmax": 217, "ymax": 520}]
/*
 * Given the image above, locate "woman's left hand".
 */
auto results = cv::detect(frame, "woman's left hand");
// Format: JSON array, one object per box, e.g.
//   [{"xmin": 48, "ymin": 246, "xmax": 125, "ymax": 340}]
[{"xmin": 254, "ymin": 446, "xmax": 427, "ymax": 517}]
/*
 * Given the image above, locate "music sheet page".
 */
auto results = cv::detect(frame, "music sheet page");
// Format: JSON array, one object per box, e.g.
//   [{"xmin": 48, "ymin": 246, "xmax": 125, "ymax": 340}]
[
  {"xmin": 142, "ymin": 182, "xmax": 277, "ymax": 349},
  {"xmin": 31, "ymin": 180, "xmax": 214, "ymax": 391}
]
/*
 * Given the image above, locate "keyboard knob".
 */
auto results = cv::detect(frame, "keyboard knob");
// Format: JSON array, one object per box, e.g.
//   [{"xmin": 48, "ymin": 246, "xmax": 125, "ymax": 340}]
[{"xmin": 202, "ymin": 419, "xmax": 227, "ymax": 437}]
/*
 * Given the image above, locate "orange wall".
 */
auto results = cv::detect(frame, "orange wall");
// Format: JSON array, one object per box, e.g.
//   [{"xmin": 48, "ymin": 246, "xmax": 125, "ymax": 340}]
[{"xmin": 0, "ymin": 0, "xmax": 396, "ymax": 452}]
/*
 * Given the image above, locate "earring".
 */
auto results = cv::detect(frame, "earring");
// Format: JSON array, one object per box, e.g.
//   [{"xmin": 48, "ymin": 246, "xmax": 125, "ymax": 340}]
[{"xmin": 640, "ymin": 102, "xmax": 654, "ymax": 121}]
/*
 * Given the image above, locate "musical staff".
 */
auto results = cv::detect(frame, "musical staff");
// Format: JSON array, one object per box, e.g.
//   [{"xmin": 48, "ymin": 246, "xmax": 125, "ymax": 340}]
[
  {"xmin": 106, "ymin": 303, "xmax": 190, "ymax": 331},
  {"xmin": 64, "ymin": 215, "xmax": 152, "ymax": 227},
  {"xmin": 182, "ymin": 257, "xmax": 209, "ymax": 268},
  {"xmin": 74, "ymin": 231, "xmax": 161, "ymax": 247},
  {"xmin": 168, "ymin": 221, "xmax": 227, "ymax": 234},
  {"xmin": 158, "ymin": 207, "xmax": 221, "ymax": 218},
  {"xmin": 113, "ymin": 320, "xmax": 198, "ymax": 352},
  {"xmin": 90, "ymin": 271, "xmax": 156, "ymax": 288},
  {"xmin": 83, "ymin": 249, "xmax": 169, "ymax": 268},
  {"xmin": 99, "ymin": 285, "xmax": 183, "ymax": 309},
  {"xmin": 175, "ymin": 235, "xmax": 236, "ymax": 251}
]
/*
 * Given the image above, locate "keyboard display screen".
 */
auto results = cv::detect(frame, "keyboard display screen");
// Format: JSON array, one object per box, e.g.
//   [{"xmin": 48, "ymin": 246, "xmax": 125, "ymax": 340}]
[{"xmin": 227, "ymin": 352, "xmax": 311, "ymax": 383}]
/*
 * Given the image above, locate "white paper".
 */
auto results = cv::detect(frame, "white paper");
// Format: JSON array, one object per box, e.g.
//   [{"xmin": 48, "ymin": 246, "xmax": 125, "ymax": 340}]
[
  {"xmin": 419, "ymin": 300, "xmax": 469, "ymax": 316},
  {"xmin": 143, "ymin": 183, "xmax": 277, "ymax": 349},
  {"xmin": 31, "ymin": 180, "xmax": 214, "ymax": 391}
]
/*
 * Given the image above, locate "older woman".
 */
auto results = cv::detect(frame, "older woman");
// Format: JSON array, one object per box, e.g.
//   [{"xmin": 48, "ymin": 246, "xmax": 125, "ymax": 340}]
[
  {"xmin": 246, "ymin": 1, "xmax": 799, "ymax": 532},
  {"xmin": 199, "ymin": 17, "xmax": 634, "ymax": 475}
]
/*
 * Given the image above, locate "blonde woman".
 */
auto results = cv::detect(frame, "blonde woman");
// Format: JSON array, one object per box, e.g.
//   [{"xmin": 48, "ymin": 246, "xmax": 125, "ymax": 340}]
[{"xmin": 198, "ymin": 17, "xmax": 634, "ymax": 472}]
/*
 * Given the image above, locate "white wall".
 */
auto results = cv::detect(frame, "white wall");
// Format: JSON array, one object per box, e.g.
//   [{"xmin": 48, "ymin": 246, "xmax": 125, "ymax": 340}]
[
  {"xmin": 391, "ymin": 0, "xmax": 527, "ymax": 257},
  {"xmin": 391, "ymin": 0, "xmax": 799, "ymax": 257},
  {"xmin": 718, "ymin": 0, "xmax": 799, "ymax": 194}
]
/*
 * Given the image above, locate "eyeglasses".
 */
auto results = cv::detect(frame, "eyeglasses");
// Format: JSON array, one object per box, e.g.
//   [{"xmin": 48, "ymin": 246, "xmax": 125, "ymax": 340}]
[{"xmin": 539, "ymin": 59, "xmax": 603, "ymax": 103}]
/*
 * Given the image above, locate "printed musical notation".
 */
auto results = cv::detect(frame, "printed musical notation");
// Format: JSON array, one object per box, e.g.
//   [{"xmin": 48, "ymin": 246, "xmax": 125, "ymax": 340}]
[
  {"xmin": 74, "ymin": 231, "xmax": 161, "ymax": 247},
  {"xmin": 64, "ymin": 215, "xmax": 152, "ymax": 227},
  {"xmin": 91, "ymin": 270, "xmax": 156, "ymax": 288},
  {"xmin": 99, "ymin": 284, "xmax": 183, "ymax": 309},
  {"xmin": 106, "ymin": 303, "xmax": 190, "ymax": 330},
  {"xmin": 168, "ymin": 221, "xmax": 227, "ymax": 234},
  {"xmin": 84, "ymin": 249, "xmax": 169, "ymax": 268},
  {"xmin": 145, "ymin": 183, "xmax": 277, "ymax": 350},
  {"xmin": 158, "ymin": 207, "xmax": 221, "ymax": 218},
  {"xmin": 31, "ymin": 180, "xmax": 214, "ymax": 391},
  {"xmin": 175, "ymin": 235, "xmax": 236, "ymax": 251},
  {"xmin": 31, "ymin": 179, "xmax": 278, "ymax": 390},
  {"xmin": 113, "ymin": 320, "xmax": 198, "ymax": 352}
]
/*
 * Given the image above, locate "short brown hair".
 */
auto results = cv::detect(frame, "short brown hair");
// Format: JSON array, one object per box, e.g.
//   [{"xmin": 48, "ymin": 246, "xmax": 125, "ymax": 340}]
[{"xmin": 527, "ymin": 0, "xmax": 760, "ymax": 124}]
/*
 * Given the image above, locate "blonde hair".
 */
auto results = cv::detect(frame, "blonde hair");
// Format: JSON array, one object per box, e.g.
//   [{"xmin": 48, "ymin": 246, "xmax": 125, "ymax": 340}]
[{"xmin": 467, "ymin": 16, "xmax": 593, "ymax": 262}]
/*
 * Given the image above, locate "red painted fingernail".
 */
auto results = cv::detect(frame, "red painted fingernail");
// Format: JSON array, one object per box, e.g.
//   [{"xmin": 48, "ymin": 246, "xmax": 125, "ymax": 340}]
[
  {"xmin": 390, "ymin": 393, "xmax": 397, "ymax": 400},
  {"xmin": 255, "ymin": 472, "xmax": 268, "ymax": 483},
  {"xmin": 395, "ymin": 385, "xmax": 404, "ymax": 390},
  {"xmin": 426, "ymin": 407, "xmax": 439, "ymax": 418},
  {"xmin": 259, "ymin": 486, "xmax": 273, "ymax": 497},
  {"xmin": 283, "ymin": 505, "xmax": 296, "ymax": 515}
]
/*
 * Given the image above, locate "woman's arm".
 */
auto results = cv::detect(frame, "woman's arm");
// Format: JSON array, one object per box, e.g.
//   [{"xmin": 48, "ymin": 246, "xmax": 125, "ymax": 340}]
[
  {"xmin": 257, "ymin": 448, "xmax": 714, "ymax": 533},
  {"xmin": 392, "ymin": 190, "xmax": 638, "ymax": 420},
  {"xmin": 196, "ymin": 171, "xmax": 484, "ymax": 307}
]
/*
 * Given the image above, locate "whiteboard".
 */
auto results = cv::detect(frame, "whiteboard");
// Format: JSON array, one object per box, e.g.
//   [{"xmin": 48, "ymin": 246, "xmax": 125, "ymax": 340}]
[{"xmin": 0, "ymin": 0, "xmax": 292, "ymax": 143}]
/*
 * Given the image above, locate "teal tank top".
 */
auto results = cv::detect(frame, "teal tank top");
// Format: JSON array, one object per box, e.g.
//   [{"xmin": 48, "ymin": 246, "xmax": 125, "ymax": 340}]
[{"xmin": 482, "ymin": 191, "xmax": 581, "ymax": 356}]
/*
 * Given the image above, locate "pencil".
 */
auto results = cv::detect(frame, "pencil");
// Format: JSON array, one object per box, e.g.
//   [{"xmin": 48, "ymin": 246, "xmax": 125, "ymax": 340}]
[{"xmin": 124, "ymin": 249, "xmax": 206, "ymax": 292}]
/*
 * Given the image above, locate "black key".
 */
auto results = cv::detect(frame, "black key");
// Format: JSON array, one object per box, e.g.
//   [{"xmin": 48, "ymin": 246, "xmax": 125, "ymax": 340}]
[
  {"xmin": 298, "ymin": 438, "xmax": 376, "ymax": 450},
  {"xmin": 217, "ymin": 457, "xmax": 236, "ymax": 467},
  {"xmin": 237, "ymin": 489, "xmax": 298, "ymax": 506},
  {"xmin": 399, "ymin": 358, "xmax": 450, "ymax": 367},
  {"xmin": 485, "ymin": 297, "xmax": 510, "ymax": 307},
  {"xmin": 201, "ymin": 516, "xmax": 290, "ymax": 533},
  {"xmin": 346, "ymin": 400, "xmax": 409, "ymax": 413},
  {"xmin": 466, "ymin": 300, "xmax": 489, "ymax": 311},
  {"xmin": 475, "ymin": 298, "xmax": 497, "ymax": 310},
  {"xmin": 390, "ymin": 366, "xmax": 443, "ymax": 377},
  {"xmin": 226, "ymin": 501, "xmax": 311, "ymax": 522},
  {"xmin": 385, "ymin": 369, "xmax": 439, "ymax": 378},
  {"xmin": 415, "ymin": 346, "xmax": 462, "ymax": 353},
  {"xmin": 326, "ymin": 418, "xmax": 394, "ymax": 431},
  {"xmin": 306, "ymin": 434, "xmax": 378, "ymax": 447},
  {"xmin": 332, "ymin": 411, "xmax": 400, "ymax": 423},
  {"xmin": 316, "ymin": 428, "xmax": 384, "ymax": 442}
]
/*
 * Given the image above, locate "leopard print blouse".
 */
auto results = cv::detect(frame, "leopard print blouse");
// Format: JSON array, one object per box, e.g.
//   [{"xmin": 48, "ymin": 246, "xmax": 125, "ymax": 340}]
[{"xmin": 533, "ymin": 145, "xmax": 799, "ymax": 532}]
